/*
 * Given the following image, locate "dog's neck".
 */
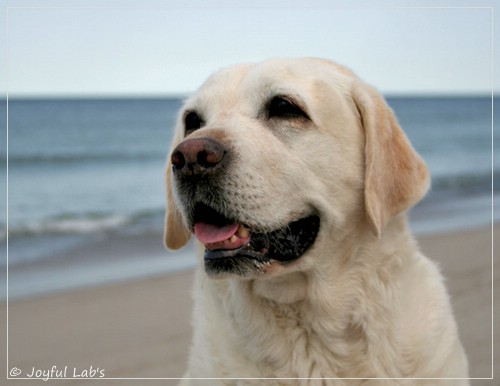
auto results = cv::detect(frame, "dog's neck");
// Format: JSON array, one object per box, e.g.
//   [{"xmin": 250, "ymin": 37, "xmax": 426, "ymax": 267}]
[
  {"xmin": 251, "ymin": 271, "xmax": 309, "ymax": 304},
  {"xmin": 199, "ymin": 215, "xmax": 421, "ymax": 378},
  {"xmin": 249, "ymin": 213, "xmax": 417, "ymax": 305}
]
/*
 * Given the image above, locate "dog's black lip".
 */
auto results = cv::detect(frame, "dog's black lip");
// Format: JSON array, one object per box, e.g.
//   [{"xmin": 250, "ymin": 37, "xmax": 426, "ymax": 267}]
[
  {"xmin": 203, "ymin": 214, "xmax": 320, "ymax": 264},
  {"xmin": 204, "ymin": 247, "xmax": 267, "ymax": 261}
]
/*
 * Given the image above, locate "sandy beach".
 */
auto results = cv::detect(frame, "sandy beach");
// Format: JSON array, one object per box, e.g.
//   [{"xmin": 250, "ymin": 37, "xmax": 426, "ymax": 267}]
[{"xmin": 2, "ymin": 225, "xmax": 497, "ymax": 385}]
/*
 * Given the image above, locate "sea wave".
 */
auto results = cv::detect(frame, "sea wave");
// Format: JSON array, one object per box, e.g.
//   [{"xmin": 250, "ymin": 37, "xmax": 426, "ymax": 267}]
[
  {"xmin": 5, "ymin": 151, "xmax": 165, "ymax": 166},
  {"xmin": 0, "ymin": 169, "xmax": 495, "ymax": 243},
  {"xmin": 0, "ymin": 211, "xmax": 161, "ymax": 241},
  {"xmin": 430, "ymin": 169, "xmax": 497, "ymax": 194}
]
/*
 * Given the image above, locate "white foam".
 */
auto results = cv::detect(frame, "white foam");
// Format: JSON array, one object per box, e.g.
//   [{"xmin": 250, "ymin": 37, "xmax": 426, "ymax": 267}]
[{"xmin": 8, "ymin": 214, "xmax": 130, "ymax": 238}]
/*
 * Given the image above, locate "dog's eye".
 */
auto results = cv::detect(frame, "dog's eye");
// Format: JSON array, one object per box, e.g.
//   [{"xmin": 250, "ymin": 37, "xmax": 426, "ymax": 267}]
[
  {"xmin": 184, "ymin": 111, "xmax": 204, "ymax": 134},
  {"xmin": 268, "ymin": 96, "xmax": 309, "ymax": 120}
]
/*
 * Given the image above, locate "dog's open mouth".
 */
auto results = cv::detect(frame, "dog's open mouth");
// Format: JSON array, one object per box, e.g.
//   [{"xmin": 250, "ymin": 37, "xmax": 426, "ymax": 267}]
[{"xmin": 192, "ymin": 203, "xmax": 320, "ymax": 274}]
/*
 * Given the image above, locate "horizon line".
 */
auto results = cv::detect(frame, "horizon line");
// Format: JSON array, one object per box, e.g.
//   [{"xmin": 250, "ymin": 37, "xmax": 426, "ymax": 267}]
[{"xmin": 2, "ymin": 92, "xmax": 497, "ymax": 100}]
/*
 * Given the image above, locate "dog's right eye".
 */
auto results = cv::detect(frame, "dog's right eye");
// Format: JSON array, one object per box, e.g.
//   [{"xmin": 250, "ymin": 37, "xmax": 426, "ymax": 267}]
[
  {"xmin": 184, "ymin": 111, "xmax": 204, "ymax": 134},
  {"xmin": 267, "ymin": 96, "xmax": 309, "ymax": 121}
]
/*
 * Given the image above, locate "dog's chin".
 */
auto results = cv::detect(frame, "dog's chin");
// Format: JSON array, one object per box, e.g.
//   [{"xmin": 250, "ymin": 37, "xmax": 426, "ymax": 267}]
[{"xmin": 189, "ymin": 203, "xmax": 320, "ymax": 278}]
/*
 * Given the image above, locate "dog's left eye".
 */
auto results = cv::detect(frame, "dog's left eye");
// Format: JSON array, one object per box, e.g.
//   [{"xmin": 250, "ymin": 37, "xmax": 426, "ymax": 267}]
[
  {"xmin": 184, "ymin": 111, "xmax": 204, "ymax": 135},
  {"xmin": 267, "ymin": 96, "xmax": 309, "ymax": 120}
]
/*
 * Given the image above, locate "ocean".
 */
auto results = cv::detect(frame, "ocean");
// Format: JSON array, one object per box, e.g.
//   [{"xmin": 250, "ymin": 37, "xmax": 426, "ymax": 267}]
[{"xmin": 1, "ymin": 96, "xmax": 498, "ymax": 299}]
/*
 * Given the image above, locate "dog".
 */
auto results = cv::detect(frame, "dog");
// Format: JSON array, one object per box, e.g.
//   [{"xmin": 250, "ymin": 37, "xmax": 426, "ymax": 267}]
[{"xmin": 164, "ymin": 58, "xmax": 469, "ymax": 385}]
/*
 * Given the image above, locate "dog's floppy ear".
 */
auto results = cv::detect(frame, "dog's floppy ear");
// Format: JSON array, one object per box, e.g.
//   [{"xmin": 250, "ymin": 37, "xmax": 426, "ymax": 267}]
[
  {"xmin": 164, "ymin": 136, "xmax": 191, "ymax": 250},
  {"xmin": 352, "ymin": 82, "xmax": 430, "ymax": 237}
]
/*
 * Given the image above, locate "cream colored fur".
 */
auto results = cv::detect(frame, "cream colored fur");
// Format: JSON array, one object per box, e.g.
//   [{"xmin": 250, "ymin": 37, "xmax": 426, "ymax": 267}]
[{"xmin": 164, "ymin": 58, "xmax": 469, "ymax": 385}]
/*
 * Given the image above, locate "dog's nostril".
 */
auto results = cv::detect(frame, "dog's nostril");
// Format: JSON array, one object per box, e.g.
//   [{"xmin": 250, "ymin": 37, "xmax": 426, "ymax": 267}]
[
  {"xmin": 171, "ymin": 151, "xmax": 186, "ymax": 170},
  {"xmin": 197, "ymin": 149, "xmax": 225, "ymax": 168},
  {"xmin": 197, "ymin": 150, "xmax": 209, "ymax": 168}
]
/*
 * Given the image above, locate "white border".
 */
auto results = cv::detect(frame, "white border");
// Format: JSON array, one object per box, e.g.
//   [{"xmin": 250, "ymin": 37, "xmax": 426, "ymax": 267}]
[
  {"xmin": 5, "ymin": 3, "xmax": 10, "ymax": 381},
  {"xmin": 4, "ymin": 4, "xmax": 495, "ymax": 381},
  {"xmin": 490, "ymin": 5, "xmax": 495, "ymax": 379}
]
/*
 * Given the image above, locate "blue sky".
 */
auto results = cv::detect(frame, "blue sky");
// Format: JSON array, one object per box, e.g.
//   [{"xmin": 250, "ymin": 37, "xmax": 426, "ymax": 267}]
[{"xmin": 1, "ymin": 0, "xmax": 498, "ymax": 97}]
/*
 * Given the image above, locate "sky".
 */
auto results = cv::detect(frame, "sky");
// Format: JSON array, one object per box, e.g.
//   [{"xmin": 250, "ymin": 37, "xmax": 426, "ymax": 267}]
[{"xmin": 0, "ymin": 0, "xmax": 498, "ymax": 97}]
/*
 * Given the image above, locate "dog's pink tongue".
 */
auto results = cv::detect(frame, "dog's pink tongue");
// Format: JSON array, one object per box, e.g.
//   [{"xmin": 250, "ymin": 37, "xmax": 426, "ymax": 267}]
[{"xmin": 194, "ymin": 222, "xmax": 239, "ymax": 244}]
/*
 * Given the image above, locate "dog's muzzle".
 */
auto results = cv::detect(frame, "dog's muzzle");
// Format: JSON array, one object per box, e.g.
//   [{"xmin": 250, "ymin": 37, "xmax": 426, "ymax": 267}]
[{"xmin": 171, "ymin": 137, "xmax": 320, "ymax": 277}]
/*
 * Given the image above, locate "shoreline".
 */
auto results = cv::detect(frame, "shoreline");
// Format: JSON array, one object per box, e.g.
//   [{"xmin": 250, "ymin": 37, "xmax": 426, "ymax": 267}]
[
  {"xmin": 3, "ymin": 196, "xmax": 498, "ymax": 302},
  {"xmin": 2, "ymin": 233, "xmax": 198, "ymax": 301},
  {"xmin": 1, "ymin": 224, "xmax": 497, "ymax": 384}
]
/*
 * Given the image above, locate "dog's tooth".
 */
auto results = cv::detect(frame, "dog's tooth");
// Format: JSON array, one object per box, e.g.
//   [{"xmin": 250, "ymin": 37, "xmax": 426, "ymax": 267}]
[
  {"xmin": 238, "ymin": 226, "xmax": 250, "ymax": 238},
  {"xmin": 230, "ymin": 235, "xmax": 238, "ymax": 243}
]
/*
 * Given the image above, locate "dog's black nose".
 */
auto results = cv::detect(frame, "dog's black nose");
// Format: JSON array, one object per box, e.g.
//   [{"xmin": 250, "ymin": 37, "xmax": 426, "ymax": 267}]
[{"xmin": 171, "ymin": 137, "xmax": 227, "ymax": 177}]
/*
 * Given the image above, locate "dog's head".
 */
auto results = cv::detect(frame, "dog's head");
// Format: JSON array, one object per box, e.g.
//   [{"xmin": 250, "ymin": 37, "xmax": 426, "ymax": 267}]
[{"xmin": 164, "ymin": 58, "xmax": 429, "ymax": 278}]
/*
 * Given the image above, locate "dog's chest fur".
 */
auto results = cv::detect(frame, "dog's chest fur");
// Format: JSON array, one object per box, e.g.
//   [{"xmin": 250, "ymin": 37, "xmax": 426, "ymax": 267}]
[
  {"xmin": 198, "ymin": 269, "xmax": 400, "ymax": 383},
  {"xmin": 187, "ymin": 235, "xmax": 467, "ymax": 386}
]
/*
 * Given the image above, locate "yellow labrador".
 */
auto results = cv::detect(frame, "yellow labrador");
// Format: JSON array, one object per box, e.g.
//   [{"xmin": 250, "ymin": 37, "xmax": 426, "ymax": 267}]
[{"xmin": 165, "ymin": 58, "xmax": 469, "ymax": 385}]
